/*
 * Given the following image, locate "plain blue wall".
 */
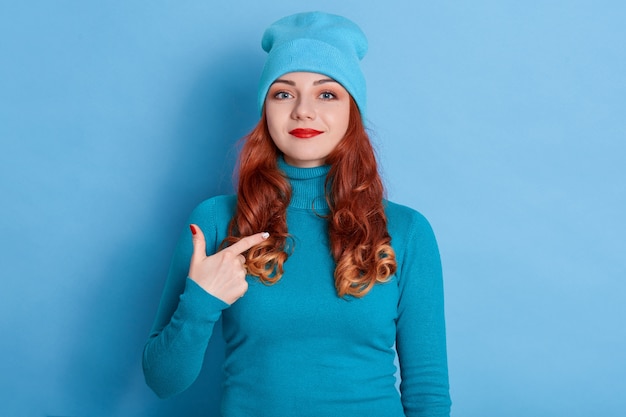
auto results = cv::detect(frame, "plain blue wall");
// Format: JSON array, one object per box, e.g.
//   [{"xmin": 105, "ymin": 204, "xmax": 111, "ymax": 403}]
[{"xmin": 1, "ymin": 1, "xmax": 624, "ymax": 416}]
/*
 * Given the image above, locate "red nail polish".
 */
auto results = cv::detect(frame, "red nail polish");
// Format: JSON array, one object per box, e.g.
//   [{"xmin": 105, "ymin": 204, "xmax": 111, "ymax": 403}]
[{"xmin": 189, "ymin": 225, "xmax": 196, "ymax": 235}]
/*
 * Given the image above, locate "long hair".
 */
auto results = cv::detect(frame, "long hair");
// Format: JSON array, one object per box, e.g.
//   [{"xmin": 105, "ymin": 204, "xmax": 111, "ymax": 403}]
[{"xmin": 223, "ymin": 98, "xmax": 396, "ymax": 297}]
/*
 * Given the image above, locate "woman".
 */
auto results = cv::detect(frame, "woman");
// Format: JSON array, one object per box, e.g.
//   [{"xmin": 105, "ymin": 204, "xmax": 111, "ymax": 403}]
[{"xmin": 143, "ymin": 11, "xmax": 451, "ymax": 417}]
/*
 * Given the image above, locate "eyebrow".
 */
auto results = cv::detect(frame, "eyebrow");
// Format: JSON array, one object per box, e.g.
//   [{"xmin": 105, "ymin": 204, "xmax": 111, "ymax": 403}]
[{"xmin": 271, "ymin": 78, "xmax": 337, "ymax": 86}]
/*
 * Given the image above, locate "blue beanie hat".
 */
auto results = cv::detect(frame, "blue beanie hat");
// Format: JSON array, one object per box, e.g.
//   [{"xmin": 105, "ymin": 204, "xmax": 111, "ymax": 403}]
[{"xmin": 258, "ymin": 11, "xmax": 368, "ymax": 117}]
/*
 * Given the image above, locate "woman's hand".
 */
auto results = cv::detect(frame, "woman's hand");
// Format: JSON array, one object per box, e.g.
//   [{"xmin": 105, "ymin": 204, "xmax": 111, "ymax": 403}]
[{"xmin": 188, "ymin": 224, "xmax": 269, "ymax": 305}]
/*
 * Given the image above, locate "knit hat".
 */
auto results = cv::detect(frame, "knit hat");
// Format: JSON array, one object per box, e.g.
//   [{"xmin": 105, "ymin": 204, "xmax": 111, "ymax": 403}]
[{"xmin": 257, "ymin": 11, "xmax": 368, "ymax": 117}]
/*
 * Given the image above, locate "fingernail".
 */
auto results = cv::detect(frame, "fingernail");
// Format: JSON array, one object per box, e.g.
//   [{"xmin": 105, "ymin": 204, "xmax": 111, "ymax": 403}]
[
  {"xmin": 190, "ymin": 225, "xmax": 197, "ymax": 235},
  {"xmin": 261, "ymin": 232, "xmax": 269, "ymax": 239}
]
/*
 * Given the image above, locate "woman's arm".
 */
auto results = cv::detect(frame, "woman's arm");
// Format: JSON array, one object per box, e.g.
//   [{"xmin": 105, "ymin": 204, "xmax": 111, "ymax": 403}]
[
  {"xmin": 142, "ymin": 199, "xmax": 229, "ymax": 398},
  {"xmin": 395, "ymin": 209, "xmax": 452, "ymax": 417}
]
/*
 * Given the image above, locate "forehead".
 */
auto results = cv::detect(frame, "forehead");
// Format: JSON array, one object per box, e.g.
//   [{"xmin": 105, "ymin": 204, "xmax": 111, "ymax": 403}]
[{"xmin": 271, "ymin": 71, "xmax": 340, "ymax": 86}]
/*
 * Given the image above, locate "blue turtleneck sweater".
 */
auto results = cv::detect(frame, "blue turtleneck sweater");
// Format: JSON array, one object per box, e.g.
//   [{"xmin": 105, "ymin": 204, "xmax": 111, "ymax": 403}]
[{"xmin": 143, "ymin": 160, "xmax": 451, "ymax": 417}]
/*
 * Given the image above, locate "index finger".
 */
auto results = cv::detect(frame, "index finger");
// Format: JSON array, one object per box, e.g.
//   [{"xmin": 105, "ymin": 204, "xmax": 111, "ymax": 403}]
[{"xmin": 224, "ymin": 232, "xmax": 270, "ymax": 255}]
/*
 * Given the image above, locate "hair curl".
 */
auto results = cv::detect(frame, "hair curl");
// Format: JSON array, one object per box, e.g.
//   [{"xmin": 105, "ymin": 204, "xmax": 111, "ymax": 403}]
[{"xmin": 223, "ymin": 98, "xmax": 396, "ymax": 297}]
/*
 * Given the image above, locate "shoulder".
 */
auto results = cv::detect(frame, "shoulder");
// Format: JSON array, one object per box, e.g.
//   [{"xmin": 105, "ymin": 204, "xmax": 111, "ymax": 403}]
[
  {"xmin": 384, "ymin": 199, "xmax": 435, "ymax": 239},
  {"xmin": 190, "ymin": 195, "xmax": 237, "ymax": 219},
  {"xmin": 182, "ymin": 195, "xmax": 236, "ymax": 253},
  {"xmin": 187, "ymin": 195, "xmax": 237, "ymax": 238},
  {"xmin": 384, "ymin": 199, "xmax": 439, "ymax": 263}
]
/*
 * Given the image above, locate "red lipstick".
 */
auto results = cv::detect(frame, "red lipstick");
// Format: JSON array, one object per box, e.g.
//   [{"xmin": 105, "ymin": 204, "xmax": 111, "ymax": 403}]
[{"xmin": 289, "ymin": 128, "xmax": 323, "ymax": 138}]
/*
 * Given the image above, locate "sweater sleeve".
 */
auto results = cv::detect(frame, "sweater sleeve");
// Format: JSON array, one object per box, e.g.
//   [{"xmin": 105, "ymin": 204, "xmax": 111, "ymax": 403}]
[
  {"xmin": 142, "ymin": 199, "xmax": 230, "ymax": 398},
  {"xmin": 396, "ymin": 210, "xmax": 452, "ymax": 417}
]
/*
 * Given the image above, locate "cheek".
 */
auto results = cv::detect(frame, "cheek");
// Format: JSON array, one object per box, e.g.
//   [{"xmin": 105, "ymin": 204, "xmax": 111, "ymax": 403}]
[
  {"xmin": 265, "ymin": 104, "xmax": 288, "ymax": 130},
  {"xmin": 335, "ymin": 105, "xmax": 351, "ymax": 137},
  {"xmin": 264, "ymin": 108, "xmax": 280, "ymax": 138}
]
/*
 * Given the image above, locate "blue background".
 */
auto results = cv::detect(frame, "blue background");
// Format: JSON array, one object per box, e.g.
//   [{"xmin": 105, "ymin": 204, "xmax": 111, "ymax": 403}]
[{"xmin": 1, "ymin": 1, "xmax": 624, "ymax": 416}]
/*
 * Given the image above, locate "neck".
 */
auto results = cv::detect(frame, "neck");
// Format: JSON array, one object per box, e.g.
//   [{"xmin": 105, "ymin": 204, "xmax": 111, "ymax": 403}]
[{"xmin": 277, "ymin": 157, "xmax": 330, "ymax": 212}]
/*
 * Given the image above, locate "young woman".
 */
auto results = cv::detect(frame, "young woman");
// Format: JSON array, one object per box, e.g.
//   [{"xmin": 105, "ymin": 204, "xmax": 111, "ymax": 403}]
[{"xmin": 143, "ymin": 12, "xmax": 451, "ymax": 417}]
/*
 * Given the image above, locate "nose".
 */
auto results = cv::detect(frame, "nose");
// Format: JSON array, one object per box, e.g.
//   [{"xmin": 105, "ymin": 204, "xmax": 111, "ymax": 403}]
[{"xmin": 291, "ymin": 96, "xmax": 315, "ymax": 120}]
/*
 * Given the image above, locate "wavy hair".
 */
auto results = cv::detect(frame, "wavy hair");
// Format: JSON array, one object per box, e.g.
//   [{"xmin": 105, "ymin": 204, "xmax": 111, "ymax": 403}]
[{"xmin": 223, "ymin": 98, "xmax": 396, "ymax": 297}]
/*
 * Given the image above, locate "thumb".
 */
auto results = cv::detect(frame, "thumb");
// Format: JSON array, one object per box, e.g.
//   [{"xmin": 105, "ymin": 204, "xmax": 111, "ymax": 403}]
[{"xmin": 189, "ymin": 224, "xmax": 207, "ymax": 261}]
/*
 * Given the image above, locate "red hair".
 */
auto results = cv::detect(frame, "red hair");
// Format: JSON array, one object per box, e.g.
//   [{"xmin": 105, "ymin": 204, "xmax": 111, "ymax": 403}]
[{"xmin": 223, "ymin": 98, "xmax": 396, "ymax": 297}]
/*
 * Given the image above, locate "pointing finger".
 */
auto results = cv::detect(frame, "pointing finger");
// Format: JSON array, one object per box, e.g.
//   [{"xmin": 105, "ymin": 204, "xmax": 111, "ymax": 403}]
[{"xmin": 225, "ymin": 232, "xmax": 270, "ymax": 255}]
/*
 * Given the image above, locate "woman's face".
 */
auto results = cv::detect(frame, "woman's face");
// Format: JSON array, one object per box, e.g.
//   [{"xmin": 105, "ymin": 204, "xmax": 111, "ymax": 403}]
[{"xmin": 265, "ymin": 72, "xmax": 351, "ymax": 168}]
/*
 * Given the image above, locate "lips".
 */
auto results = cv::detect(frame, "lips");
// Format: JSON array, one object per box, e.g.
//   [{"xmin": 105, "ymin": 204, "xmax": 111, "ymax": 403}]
[{"xmin": 289, "ymin": 128, "xmax": 323, "ymax": 138}]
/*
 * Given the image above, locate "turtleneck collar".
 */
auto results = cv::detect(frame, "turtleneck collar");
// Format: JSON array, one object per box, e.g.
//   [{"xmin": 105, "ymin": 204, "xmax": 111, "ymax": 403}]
[{"xmin": 277, "ymin": 157, "xmax": 330, "ymax": 212}]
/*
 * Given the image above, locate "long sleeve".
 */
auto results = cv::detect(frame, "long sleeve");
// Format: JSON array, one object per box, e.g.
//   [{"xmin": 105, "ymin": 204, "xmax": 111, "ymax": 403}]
[
  {"xmin": 394, "ymin": 209, "xmax": 451, "ymax": 417},
  {"xmin": 142, "ymin": 198, "xmax": 230, "ymax": 398}
]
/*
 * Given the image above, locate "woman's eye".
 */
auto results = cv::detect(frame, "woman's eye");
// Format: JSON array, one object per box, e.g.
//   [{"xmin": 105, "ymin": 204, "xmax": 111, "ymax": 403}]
[
  {"xmin": 319, "ymin": 91, "xmax": 336, "ymax": 100},
  {"xmin": 274, "ymin": 91, "xmax": 292, "ymax": 99}
]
